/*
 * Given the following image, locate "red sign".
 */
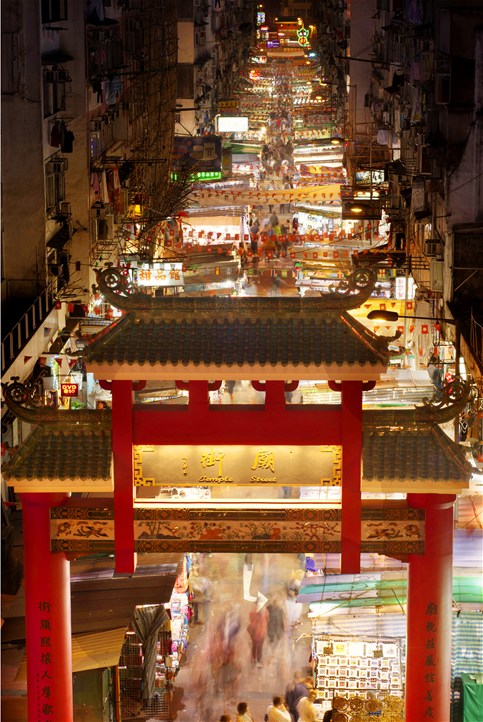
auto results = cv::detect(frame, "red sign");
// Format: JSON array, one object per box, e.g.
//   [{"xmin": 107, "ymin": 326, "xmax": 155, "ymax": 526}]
[{"xmin": 61, "ymin": 383, "xmax": 78, "ymax": 398}]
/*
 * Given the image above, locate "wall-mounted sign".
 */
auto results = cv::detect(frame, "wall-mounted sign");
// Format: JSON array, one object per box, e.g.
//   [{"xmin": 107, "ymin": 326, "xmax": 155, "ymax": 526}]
[
  {"xmin": 219, "ymin": 99, "xmax": 240, "ymax": 111},
  {"xmin": 60, "ymin": 382, "xmax": 78, "ymax": 397},
  {"xmin": 173, "ymin": 135, "xmax": 222, "ymax": 174},
  {"xmin": 134, "ymin": 445, "xmax": 342, "ymax": 487},
  {"xmin": 297, "ymin": 27, "xmax": 310, "ymax": 47},
  {"xmin": 132, "ymin": 263, "xmax": 184, "ymax": 288}
]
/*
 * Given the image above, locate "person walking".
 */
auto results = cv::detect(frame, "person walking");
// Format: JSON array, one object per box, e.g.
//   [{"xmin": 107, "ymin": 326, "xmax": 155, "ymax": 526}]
[
  {"xmin": 296, "ymin": 689, "xmax": 318, "ymax": 722},
  {"xmin": 247, "ymin": 595, "xmax": 268, "ymax": 667},
  {"xmin": 267, "ymin": 696, "xmax": 291, "ymax": 722},
  {"xmin": 285, "ymin": 673, "xmax": 310, "ymax": 722}
]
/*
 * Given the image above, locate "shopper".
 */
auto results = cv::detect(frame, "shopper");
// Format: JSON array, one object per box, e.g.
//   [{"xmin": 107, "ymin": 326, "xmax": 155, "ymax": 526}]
[
  {"xmin": 285, "ymin": 673, "xmax": 310, "ymax": 722},
  {"xmin": 247, "ymin": 596, "xmax": 268, "ymax": 667},
  {"xmin": 236, "ymin": 701, "xmax": 256, "ymax": 722},
  {"xmin": 267, "ymin": 696, "xmax": 291, "ymax": 722},
  {"xmin": 296, "ymin": 689, "xmax": 318, "ymax": 722}
]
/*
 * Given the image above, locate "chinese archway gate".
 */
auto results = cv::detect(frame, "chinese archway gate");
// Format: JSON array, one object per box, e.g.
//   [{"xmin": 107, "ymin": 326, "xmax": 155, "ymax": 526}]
[{"xmin": 2, "ymin": 267, "xmax": 472, "ymax": 722}]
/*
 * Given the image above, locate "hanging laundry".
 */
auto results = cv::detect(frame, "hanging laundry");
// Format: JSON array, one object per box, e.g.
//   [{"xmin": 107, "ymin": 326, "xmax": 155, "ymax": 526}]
[
  {"xmin": 61, "ymin": 129, "xmax": 75, "ymax": 153},
  {"xmin": 91, "ymin": 172, "xmax": 100, "ymax": 196},
  {"xmin": 112, "ymin": 167, "xmax": 121, "ymax": 190},
  {"xmin": 99, "ymin": 171, "xmax": 110, "ymax": 204},
  {"xmin": 105, "ymin": 75, "xmax": 123, "ymax": 106},
  {"xmin": 50, "ymin": 119, "xmax": 67, "ymax": 148}
]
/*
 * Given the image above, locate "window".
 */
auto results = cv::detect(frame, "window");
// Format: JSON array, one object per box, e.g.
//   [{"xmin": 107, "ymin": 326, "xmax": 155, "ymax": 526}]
[
  {"xmin": 42, "ymin": 0, "xmax": 67, "ymax": 24},
  {"xmin": 1, "ymin": 32, "xmax": 21, "ymax": 94},
  {"xmin": 45, "ymin": 157, "xmax": 67, "ymax": 211},
  {"xmin": 176, "ymin": 64, "xmax": 194, "ymax": 98},
  {"xmin": 43, "ymin": 67, "xmax": 70, "ymax": 117}
]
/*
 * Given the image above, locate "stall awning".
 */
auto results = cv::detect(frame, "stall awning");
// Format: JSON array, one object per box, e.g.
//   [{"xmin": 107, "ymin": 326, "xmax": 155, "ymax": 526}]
[{"xmin": 16, "ymin": 627, "xmax": 127, "ymax": 680}]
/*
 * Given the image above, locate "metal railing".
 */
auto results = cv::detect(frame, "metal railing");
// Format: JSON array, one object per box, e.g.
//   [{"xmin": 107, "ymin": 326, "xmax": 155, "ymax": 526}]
[{"xmin": 1, "ymin": 289, "xmax": 55, "ymax": 377}]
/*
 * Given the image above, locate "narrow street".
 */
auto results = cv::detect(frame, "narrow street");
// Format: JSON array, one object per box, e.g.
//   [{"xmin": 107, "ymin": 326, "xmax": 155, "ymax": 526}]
[{"xmin": 172, "ymin": 553, "xmax": 313, "ymax": 722}]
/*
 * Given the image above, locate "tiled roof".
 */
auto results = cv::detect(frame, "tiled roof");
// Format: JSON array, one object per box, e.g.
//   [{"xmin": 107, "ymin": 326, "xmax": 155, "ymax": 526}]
[
  {"xmin": 83, "ymin": 310, "xmax": 389, "ymax": 371},
  {"xmin": 3, "ymin": 419, "xmax": 471, "ymax": 486},
  {"xmin": 362, "ymin": 426, "xmax": 471, "ymax": 483},
  {"xmin": 1, "ymin": 426, "xmax": 111, "ymax": 483}
]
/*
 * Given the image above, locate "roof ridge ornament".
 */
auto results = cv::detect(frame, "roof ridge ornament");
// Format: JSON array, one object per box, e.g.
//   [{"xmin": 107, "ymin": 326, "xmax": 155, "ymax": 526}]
[
  {"xmin": 1, "ymin": 377, "xmax": 111, "ymax": 426},
  {"xmin": 96, "ymin": 265, "xmax": 379, "ymax": 312},
  {"xmin": 364, "ymin": 378, "xmax": 474, "ymax": 427}
]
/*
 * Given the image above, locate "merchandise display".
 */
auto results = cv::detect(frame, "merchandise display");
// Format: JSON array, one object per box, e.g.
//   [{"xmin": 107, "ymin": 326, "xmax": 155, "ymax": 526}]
[{"xmin": 312, "ymin": 635, "xmax": 404, "ymax": 713}]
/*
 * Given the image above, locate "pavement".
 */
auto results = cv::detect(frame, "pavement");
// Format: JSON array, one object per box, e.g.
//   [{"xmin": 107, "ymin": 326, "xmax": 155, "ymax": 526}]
[{"xmin": 171, "ymin": 553, "xmax": 313, "ymax": 722}]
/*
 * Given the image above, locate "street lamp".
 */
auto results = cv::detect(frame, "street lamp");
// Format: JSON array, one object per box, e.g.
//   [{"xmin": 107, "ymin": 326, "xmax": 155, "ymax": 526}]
[{"xmin": 366, "ymin": 310, "xmax": 457, "ymax": 325}]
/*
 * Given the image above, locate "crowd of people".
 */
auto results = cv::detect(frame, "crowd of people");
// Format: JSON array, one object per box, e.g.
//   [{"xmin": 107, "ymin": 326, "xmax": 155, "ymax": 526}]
[{"xmin": 217, "ymin": 675, "xmax": 335, "ymax": 722}]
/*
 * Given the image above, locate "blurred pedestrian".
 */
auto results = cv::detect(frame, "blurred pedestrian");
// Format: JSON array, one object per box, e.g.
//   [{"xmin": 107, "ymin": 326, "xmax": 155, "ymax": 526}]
[
  {"xmin": 267, "ymin": 696, "xmax": 291, "ymax": 722},
  {"xmin": 267, "ymin": 592, "xmax": 286, "ymax": 645},
  {"xmin": 297, "ymin": 689, "xmax": 318, "ymax": 722},
  {"xmin": 225, "ymin": 380, "xmax": 236, "ymax": 402},
  {"xmin": 247, "ymin": 595, "xmax": 268, "ymax": 667},
  {"xmin": 285, "ymin": 672, "xmax": 310, "ymax": 722}
]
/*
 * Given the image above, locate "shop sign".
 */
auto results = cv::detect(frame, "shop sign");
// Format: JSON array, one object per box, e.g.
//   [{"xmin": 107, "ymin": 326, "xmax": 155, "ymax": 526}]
[
  {"xmin": 134, "ymin": 445, "xmax": 342, "ymax": 487},
  {"xmin": 219, "ymin": 99, "xmax": 240, "ymax": 111},
  {"xmin": 173, "ymin": 135, "xmax": 222, "ymax": 174},
  {"xmin": 60, "ymin": 382, "xmax": 78, "ymax": 397},
  {"xmin": 133, "ymin": 263, "xmax": 184, "ymax": 287}
]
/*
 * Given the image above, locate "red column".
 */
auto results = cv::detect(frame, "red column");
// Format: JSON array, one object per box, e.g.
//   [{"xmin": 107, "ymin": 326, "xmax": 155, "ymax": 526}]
[
  {"xmin": 112, "ymin": 380, "xmax": 136, "ymax": 574},
  {"xmin": 406, "ymin": 494, "xmax": 456, "ymax": 722},
  {"xmin": 340, "ymin": 380, "xmax": 362, "ymax": 574},
  {"xmin": 21, "ymin": 493, "xmax": 73, "ymax": 722}
]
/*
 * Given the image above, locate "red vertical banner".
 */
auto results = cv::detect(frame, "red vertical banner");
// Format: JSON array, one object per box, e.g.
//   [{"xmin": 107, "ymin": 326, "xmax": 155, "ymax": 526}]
[
  {"xmin": 340, "ymin": 381, "xmax": 362, "ymax": 573},
  {"xmin": 112, "ymin": 380, "xmax": 137, "ymax": 574},
  {"xmin": 406, "ymin": 494, "xmax": 455, "ymax": 722},
  {"xmin": 21, "ymin": 493, "xmax": 73, "ymax": 722}
]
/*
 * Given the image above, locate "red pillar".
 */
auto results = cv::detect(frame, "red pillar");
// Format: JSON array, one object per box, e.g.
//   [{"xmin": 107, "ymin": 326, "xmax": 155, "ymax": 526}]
[
  {"xmin": 21, "ymin": 493, "xmax": 73, "ymax": 722},
  {"xmin": 406, "ymin": 494, "xmax": 456, "ymax": 722},
  {"xmin": 112, "ymin": 380, "xmax": 136, "ymax": 574},
  {"xmin": 340, "ymin": 380, "xmax": 362, "ymax": 573}
]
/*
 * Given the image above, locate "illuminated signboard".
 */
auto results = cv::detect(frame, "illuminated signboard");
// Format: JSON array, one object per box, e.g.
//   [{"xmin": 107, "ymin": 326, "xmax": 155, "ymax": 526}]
[
  {"xmin": 134, "ymin": 445, "xmax": 342, "ymax": 487},
  {"xmin": 297, "ymin": 26, "xmax": 310, "ymax": 47},
  {"xmin": 61, "ymin": 383, "xmax": 79, "ymax": 398},
  {"xmin": 216, "ymin": 116, "xmax": 249, "ymax": 133},
  {"xmin": 257, "ymin": 11, "xmax": 265, "ymax": 25},
  {"xmin": 133, "ymin": 263, "xmax": 184, "ymax": 288}
]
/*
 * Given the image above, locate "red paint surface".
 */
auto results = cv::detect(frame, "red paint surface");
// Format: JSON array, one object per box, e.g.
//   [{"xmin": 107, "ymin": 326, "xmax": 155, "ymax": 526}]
[
  {"xmin": 341, "ymin": 381, "xmax": 362, "ymax": 573},
  {"xmin": 406, "ymin": 494, "xmax": 455, "ymax": 722},
  {"xmin": 133, "ymin": 406, "xmax": 343, "ymax": 445},
  {"xmin": 21, "ymin": 493, "xmax": 73, "ymax": 722},
  {"xmin": 112, "ymin": 380, "xmax": 137, "ymax": 574}
]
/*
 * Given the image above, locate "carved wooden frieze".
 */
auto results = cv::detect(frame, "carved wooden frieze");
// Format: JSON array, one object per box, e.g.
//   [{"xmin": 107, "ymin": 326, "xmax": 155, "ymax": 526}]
[{"xmin": 50, "ymin": 504, "xmax": 424, "ymax": 555}]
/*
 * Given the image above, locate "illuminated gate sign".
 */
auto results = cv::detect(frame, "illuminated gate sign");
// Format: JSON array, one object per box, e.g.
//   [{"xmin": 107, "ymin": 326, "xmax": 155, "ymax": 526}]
[{"xmin": 134, "ymin": 445, "xmax": 342, "ymax": 487}]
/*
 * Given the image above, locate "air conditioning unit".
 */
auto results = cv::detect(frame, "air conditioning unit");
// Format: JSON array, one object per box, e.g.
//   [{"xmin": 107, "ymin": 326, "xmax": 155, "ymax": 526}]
[
  {"xmin": 430, "ymin": 259, "xmax": 444, "ymax": 293},
  {"xmin": 59, "ymin": 201, "xmax": 72, "ymax": 216},
  {"xmin": 424, "ymin": 239, "xmax": 443, "ymax": 257},
  {"xmin": 47, "ymin": 157, "xmax": 68, "ymax": 172},
  {"xmin": 57, "ymin": 69, "xmax": 71, "ymax": 82}
]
